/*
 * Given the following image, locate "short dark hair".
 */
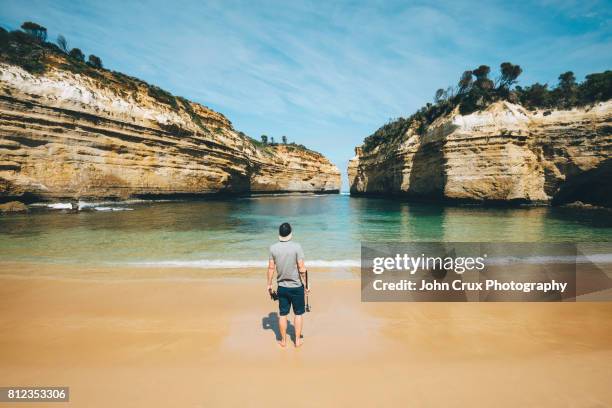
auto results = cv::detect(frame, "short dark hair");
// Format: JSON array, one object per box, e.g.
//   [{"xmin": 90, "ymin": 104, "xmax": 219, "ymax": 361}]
[{"xmin": 279, "ymin": 222, "xmax": 292, "ymax": 237}]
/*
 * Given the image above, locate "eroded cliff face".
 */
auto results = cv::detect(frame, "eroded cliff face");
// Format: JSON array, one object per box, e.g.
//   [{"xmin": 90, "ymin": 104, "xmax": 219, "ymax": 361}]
[
  {"xmin": 0, "ymin": 63, "xmax": 340, "ymax": 201},
  {"xmin": 349, "ymin": 101, "xmax": 611, "ymax": 206}
]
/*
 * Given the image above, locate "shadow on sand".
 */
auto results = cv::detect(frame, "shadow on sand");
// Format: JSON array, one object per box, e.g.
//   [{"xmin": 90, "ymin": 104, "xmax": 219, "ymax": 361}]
[{"xmin": 262, "ymin": 312, "xmax": 303, "ymax": 343}]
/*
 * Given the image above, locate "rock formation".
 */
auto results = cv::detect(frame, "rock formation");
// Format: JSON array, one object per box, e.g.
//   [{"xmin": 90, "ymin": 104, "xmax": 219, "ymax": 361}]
[
  {"xmin": 349, "ymin": 101, "xmax": 611, "ymax": 206},
  {"xmin": 0, "ymin": 62, "xmax": 340, "ymax": 202},
  {"xmin": 0, "ymin": 200, "xmax": 27, "ymax": 213}
]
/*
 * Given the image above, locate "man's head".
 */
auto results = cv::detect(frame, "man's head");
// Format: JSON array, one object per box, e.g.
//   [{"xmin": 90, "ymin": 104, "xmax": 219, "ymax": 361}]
[{"xmin": 279, "ymin": 222, "xmax": 292, "ymax": 241}]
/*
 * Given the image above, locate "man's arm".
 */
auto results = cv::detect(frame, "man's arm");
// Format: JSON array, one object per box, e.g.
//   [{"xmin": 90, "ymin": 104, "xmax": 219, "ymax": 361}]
[
  {"xmin": 298, "ymin": 259, "xmax": 310, "ymax": 293},
  {"xmin": 296, "ymin": 244, "xmax": 309, "ymax": 292},
  {"xmin": 267, "ymin": 259, "xmax": 275, "ymax": 291}
]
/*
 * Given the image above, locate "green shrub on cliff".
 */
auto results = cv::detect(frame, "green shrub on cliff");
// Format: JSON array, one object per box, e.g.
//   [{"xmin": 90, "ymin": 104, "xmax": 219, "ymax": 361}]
[
  {"xmin": 362, "ymin": 63, "xmax": 612, "ymax": 152},
  {"xmin": 147, "ymin": 86, "xmax": 178, "ymax": 109},
  {"xmin": 516, "ymin": 71, "xmax": 612, "ymax": 109},
  {"xmin": 579, "ymin": 71, "xmax": 612, "ymax": 103},
  {"xmin": 20, "ymin": 21, "xmax": 47, "ymax": 42},
  {"xmin": 516, "ymin": 83, "xmax": 550, "ymax": 108},
  {"xmin": 56, "ymin": 34, "xmax": 69, "ymax": 53},
  {"xmin": 69, "ymin": 47, "xmax": 85, "ymax": 61},
  {"xmin": 87, "ymin": 54, "xmax": 103, "ymax": 69},
  {"xmin": 248, "ymin": 134, "xmax": 320, "ymax": 156}
]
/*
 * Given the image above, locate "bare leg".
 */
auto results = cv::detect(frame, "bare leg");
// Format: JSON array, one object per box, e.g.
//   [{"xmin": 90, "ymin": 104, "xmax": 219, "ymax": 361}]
[
  {"xmin": 294, "ymin": 314, "xmax": 303, "ymax": 347},
  {"xmin": 279, "ymin": 315, "xmax": 287, "ymax": 347}
]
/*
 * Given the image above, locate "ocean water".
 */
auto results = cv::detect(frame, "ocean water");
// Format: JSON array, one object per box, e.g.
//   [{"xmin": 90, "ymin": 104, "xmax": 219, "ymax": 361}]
[{"xmin": 0, "ymin": 194, "xmax": 611, "ymax": 267}]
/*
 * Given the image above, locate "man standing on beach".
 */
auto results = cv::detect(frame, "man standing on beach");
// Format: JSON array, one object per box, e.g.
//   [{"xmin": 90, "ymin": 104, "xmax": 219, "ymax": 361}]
[{"xmin": 267, "ymin": 222, "xmax": 309, "ymax": 348}]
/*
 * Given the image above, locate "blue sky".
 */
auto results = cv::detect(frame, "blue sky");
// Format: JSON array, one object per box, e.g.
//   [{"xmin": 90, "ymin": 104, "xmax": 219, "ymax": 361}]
[{"xmin": 1, "ymin": 0, "xmax": 611, "ymax": 190}]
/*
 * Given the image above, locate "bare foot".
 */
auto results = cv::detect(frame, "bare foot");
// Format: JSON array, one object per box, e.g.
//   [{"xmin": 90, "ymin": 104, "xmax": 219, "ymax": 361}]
[
  {"xmin": 278, "ymin": 340, "xmax": 286, "ymax": 348},
  {"xmin": 295, "ymin": 339, "xmax": 303, "ymax": 348}
]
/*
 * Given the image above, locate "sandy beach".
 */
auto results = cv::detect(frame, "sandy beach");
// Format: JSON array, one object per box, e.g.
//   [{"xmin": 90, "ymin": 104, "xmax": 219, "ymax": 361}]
[{"xmin": 1, "ymin": 263, "xmax": 612, "ymax": 407}]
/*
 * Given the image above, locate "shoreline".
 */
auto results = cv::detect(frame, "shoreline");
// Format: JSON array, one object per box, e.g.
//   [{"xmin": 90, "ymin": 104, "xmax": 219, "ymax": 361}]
[
  {"xmin": 0, "ymin": 262, "xmax": 360, "ymax": 281},
  {"xmin": 1, "ymin": 190, "xmax": 343, "ymax": 206}
]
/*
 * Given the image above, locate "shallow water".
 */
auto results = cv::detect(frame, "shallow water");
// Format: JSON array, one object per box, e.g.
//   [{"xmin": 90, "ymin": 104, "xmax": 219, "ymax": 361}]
[{"xmin": 1, "ymin": 195, "xmax": 611, "ymax": 266}]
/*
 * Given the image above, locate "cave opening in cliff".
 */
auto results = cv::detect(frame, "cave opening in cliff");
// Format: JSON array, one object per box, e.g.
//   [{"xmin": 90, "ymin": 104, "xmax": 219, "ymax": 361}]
[{"xmin": 552, "ymin": 159, "xmax": 612, "ymax": 208}]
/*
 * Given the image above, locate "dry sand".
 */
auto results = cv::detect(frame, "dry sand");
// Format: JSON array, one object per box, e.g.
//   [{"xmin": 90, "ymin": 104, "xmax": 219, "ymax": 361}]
[{"xmin": 1, "ymin": 263, "xmax": 612, "ymax": 407}]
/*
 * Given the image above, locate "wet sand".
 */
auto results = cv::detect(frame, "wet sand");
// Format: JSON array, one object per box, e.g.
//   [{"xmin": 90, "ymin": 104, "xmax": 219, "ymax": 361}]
[{"xmin": 1, "ymin": 264, "xmax": 612, "ymax": 407}]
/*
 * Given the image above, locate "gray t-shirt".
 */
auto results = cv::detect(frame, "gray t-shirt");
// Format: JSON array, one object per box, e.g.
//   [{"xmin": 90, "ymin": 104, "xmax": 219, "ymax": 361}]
[{"xmin": 269, "ymin": 240, "xmax": 305, "ymax": 288}]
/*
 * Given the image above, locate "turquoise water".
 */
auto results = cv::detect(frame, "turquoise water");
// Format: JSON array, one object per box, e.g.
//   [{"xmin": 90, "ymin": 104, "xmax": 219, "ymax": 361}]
[{"xmin": 1, "ymin": 195, "xmax": 611, "ymax": 267}]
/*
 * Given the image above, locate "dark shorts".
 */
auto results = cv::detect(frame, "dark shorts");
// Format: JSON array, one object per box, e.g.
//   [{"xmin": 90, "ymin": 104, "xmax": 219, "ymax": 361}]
[{"xmin": 278, "ymin": 285, "xmax": 305, "ymax": 316}]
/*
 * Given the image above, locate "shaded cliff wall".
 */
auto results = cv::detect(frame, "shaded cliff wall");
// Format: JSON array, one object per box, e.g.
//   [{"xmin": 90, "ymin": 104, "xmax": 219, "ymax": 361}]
[{"xmin": 349, "ymin": 101, "xmax": 611, "ymax": 206}]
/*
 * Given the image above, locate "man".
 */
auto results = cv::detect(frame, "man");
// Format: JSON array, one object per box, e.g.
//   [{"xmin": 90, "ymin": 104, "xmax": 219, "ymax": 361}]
[{"xmin": 267, "ymin": 222, "xmax": 310, "ymax": 348}]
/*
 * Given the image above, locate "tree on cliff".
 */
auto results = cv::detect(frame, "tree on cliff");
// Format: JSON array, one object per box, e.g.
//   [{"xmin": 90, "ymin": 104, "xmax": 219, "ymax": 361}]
[
  {"xmin": 473, "ymin": 65, "xmax": 494, "ymax": 90},
  {"xmin": 261, "ymin": 135, "xmax": 268, "ymax": 145},
  {"xmin": 434, "ymin": 88, "xmax": 447, "ymax": 103},
  {"xmin": 69, "ymin": 48, "xmax": 85, "ymax": 61},
  {"xmin": 21, "ymin": 21, "xmax": 47, "ymax": 42},
  {"xmin": 516, "ymin": 83, "xmax": 550, "ymax": 108},
  {"xmin": 87, "ymin": 54, "xmax": 103, "ymax": 68},
  {"xmin": 458, "ymin": 70, "xmax": 473, "ymax": 94},
  {"xmin": 56, "ymin": 35, "xmax": 69, "ymax": 53},
  {"xmin": 579, "ymin": 71, "xmax": 612, "ymax": 103},
  {"xmin": 282, "ymin": 135, "xmax": 287, "ymax": 144},
  {"xmin": 458, "ymin": 65, "xmax": 495, "ymax": 114},
  {"xmin": 271, "ymin": 136, "xmax": 275, "ymax": 144},
  {"xmin": 554, "ymin": 71, "xmax": 578, "ymax": 108},
  {"xmin": 499, "ymin": 62, "xmax": 522, "ymax": 89}
]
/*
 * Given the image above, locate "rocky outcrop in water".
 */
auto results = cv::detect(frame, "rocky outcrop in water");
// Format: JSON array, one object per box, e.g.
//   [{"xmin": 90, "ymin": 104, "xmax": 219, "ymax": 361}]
[
  {"xmin": 349, "ymin": 101, "xmax": 611, "ymax": 206},
  {"xmin": 0, "ymin": 200, "xmax": 27, "ymax": 213},
  {"xmin": 0, "ymin": 63, "xmax": 340, "ymax": 201}
]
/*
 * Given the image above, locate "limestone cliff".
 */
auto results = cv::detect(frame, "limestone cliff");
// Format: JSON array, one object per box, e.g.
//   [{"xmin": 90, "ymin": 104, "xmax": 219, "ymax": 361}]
[
  {"xmin": 349, "ymin": 101, "xmax": 611, "ymax": 206},
  {"xmin": 0, "ymin": 62, "xmax": 340, "ymax": 202}
]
